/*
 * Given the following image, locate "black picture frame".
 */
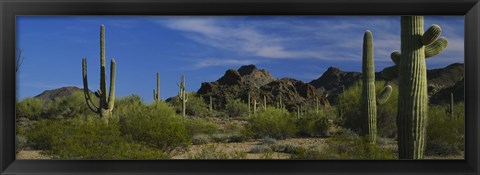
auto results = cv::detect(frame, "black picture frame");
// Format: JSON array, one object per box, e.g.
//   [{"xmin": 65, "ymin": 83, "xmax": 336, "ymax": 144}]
[{"xmin": 1, "ymin": 0, "xmax": 479, "ymax": 174}]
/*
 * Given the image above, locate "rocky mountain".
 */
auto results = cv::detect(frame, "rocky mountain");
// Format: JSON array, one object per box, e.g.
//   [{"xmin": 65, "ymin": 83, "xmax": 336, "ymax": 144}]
[
  {"xmin": 308, "ymin": 67, "xmax": 361, "ymax": 103},
  {"xmin": 308, "ymin": 63, "xmax": 464, "ymax": 104},
  {"xmin": 34, "ymin": 86, "xmax": 82, "ymax": 102},
  {"xmin": 197, "ymin": 65, "xmax": 329, "ymax": 112}
]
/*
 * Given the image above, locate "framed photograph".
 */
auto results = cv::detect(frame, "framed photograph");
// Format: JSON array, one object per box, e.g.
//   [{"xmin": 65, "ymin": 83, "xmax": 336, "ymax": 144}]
[{"xmin": 1, "ymin": 0, "xmax": 479, "ymax": 174}]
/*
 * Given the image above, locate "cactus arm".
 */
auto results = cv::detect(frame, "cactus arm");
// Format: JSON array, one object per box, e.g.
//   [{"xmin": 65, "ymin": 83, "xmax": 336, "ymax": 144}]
[
  {"xmin": 82, "ymin": 58, "xmax": 99, "ymax": 113},
  {"xmin": 425, "ymin": 37, "xmax": 448, "ymax": 58},
  {"xmin": 107, "ymin": 59, "xmax": 116, "ymax": 110},
  {"xmin": 421, "ymin": 24, "xmax": 442, "ymax": 45},
  {"xmin": 377, "ymin": 85, "xmax": 393, "ymax": 105},
  {"xmin": 391, "ymin": 51, "xmax": 401, "ymax": 65},
  {"xmin": 99, "ymin": 25, "xmax": 107, "ymax": 109}
]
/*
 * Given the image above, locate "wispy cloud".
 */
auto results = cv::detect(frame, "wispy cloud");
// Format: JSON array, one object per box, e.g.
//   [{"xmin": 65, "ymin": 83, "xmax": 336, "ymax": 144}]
[
  {"xmin": 193, "ymin": 58, "xmax": 260, "ymax": 68},
  {"xmin": 155, "ymin": 16, "xmax": 463, "ymax": 66}
]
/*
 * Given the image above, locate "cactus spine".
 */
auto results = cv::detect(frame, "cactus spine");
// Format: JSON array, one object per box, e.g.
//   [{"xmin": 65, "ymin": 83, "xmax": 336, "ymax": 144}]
[
  {"xmin": 82, "ymin": 25, "xmax": 116, "ymax": 124},
  {"xmin": 153, "ymin": 72, "xmax": 160, "ymax": 103},
  {"xmin": 177, "ymin": 74, "xmax": 188, "ymax": 117},
  {"xmin": 392, "ymin": 16, "xmax": 448, "ymax": 159},
  {"xmin": 361, "ymin": 30, "xmax": 392, "ymax": 144}
]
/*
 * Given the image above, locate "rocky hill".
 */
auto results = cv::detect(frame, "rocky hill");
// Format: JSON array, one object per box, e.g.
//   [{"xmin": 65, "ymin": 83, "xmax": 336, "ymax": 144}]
[
  {"xmin": 197, "ymin": 65, "xmax": 330, "ymax": 112},
  {"xmin": 34, "ymin": 86, "xmax": 82, "ymax": 103},
  {"xmin": 197, "ymin": 63, "xmax": 463, "ymax": 110},
  {"xmin": 308, "ymin": 63, "xmax": 464, "ymax": 104}
]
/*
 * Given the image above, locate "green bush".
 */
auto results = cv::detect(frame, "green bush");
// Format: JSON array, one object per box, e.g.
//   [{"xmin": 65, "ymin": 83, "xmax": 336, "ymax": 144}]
[
  {"xmin": 43, "ymin": 91, "xmax": 96, "ymax": 120},
  {"xmin": 187, "ymin": 145, "xmax": 247, "ymax": 159},
  {"xmin": 16, "ymin": 98, "xmax": 45, "ymax": 120},
  {"xmin": 183, "ymin": 117, "xmax": 220, "ymax": 137},
  {"xmin": 249, "ymin": 145, "xmax": 272, "ymax": 153},
  {"xmin": 296, "ymin": 110, "xmax": 332, "ymax": 137},
  {"xmin": 16, "ymin": 135, "xmax": 28, "ymax": 153},
  {"xmin": 169, "ymin": 92, "xmax": 209, "ymax": 117},
  {"xmin": 337, "ymin": 81, "xmax": 398, "ymax": 137},
  {"xmin": 426, "ymin": 103, "xmax": 464, "ymax": 156},
  {"xmin": 26, "ymin": 117, "xmax": 169, "ymax": 159},
  {"xmin": 119, "ymin": 101, "xmax": 190, "ymax": 154},
  {"xmin": 290, "ymin": 129, "xmax": 396, "ymax": 159},
  {"xmin": 246, "ymin": 107, "xmax": 297, "ymax": 139},
  {"xmin": 224, "ymin": 98, "xmax": 249, "ymax": 118}
]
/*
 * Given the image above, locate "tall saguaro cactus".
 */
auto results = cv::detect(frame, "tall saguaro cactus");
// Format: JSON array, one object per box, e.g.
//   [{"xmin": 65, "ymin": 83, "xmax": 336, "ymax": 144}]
[
  {"xmin": 361, "ymin": 30, "xmax": 393, "ymax": 144},
  {"xmin": 153, "ymin": 72, "xmax": 160, "ymax": 103},
  {"xmin": 177, "ymin": 74, "xmax": 188, "ymax": 117},
  {"xmin": 386, "ymin": 16, "xmax": 448, "ymax": 159},
  {"xmin": 82, "ymin": 25, "xmax": 116, "ymax": 124}
]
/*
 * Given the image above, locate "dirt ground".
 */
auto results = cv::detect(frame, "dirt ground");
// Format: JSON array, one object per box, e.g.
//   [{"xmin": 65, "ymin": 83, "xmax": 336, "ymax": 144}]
[
  {"xmin": 171, "ymin": 137, "xmax": 329, "ymax": 159},
  {"xmin": 16, "ymin": 138, "xmax": 463, "ymax": 160}
]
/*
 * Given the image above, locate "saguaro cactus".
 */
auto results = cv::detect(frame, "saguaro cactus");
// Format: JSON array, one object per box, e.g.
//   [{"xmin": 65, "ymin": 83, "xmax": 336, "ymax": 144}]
[
  {"xmin": 248, "ymin": 93, "xmax": 251, "ymax": 117},
  {"xmin": 209, "ymin": 96, "xmax": 213, "ymax": 111},
  {"xmin": 361, "ymin": 30, "xmax": 393, "ymax": 144},
  {"xmin": 153, "ymin": 72, "xmax": 160, "ymax": 103},
  {"xmin": 263, "ymin": 95, "xmax": 267, "ymax": 111},
  {"xmin": 447, "ymin": 92, "xmax": 454, "ymax": 118},
  {"xmin": 82, "ymin": 25, "xmax": 116, "ymax": 123},
  {"xmin": 177, "ymin": 74, "xmax": 188, "ymax": 117},
  {"xmin": 386, "ymin": 16, "xmax": 448, "ymax": 159}
]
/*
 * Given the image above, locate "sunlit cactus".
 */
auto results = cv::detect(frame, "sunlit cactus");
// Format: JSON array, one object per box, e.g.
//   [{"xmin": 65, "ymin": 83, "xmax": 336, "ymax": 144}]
[
  {"xmin": 386, "ymin": 16, "xmax": 448, "ymax": 159},
  {"xmin": 361, "ymin": 30, "xmax": 392, "ymax": 144},
  {"xmin": 177, "ymin": 74, "xmax": 188, "ymax": 117},
  {"xmin": 209, "ymin": 96, "xmax": 213, "ymax": 111},
  {"xmin": 82, "ymin": 25, "xmax": 116, "ymax": 124}
]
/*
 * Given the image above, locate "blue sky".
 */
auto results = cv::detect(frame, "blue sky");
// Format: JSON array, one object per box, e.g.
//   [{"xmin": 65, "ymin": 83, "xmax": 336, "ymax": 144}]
[{"xmin": 16, "ymin": 16, "xmax": 464, "ymax": 103}]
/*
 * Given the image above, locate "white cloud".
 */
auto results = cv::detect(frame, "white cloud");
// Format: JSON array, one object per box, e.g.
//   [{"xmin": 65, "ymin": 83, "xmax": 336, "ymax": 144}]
[
  {"xmin": 193, "ymin": 58, "xmax": 259, "ymax": 68},
  {"xmin": 155, "ymin": 16, "xmax": 464, "ymax": 66}
]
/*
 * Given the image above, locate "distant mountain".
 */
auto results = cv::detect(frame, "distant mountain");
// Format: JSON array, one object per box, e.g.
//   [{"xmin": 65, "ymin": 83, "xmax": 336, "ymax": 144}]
[
  {"xmin": 34, "ymin": 86, "xmax": 82, "ymax": 102},
  {"xmin": 307, "ymin": 63, "xmax": 464, "ymax": 104},
  {"xmin": 197, "ymin": 65, "xmax": 329, "ymax": 111},
  {"xmin": 308, "ymin": 67, "xmax": 362, "ymax": 103}
]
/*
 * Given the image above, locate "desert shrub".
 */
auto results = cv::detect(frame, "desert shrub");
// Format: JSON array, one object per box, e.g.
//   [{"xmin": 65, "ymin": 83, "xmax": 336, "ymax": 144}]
[
  {"xmin": 116, "ymin": 94, "xmax": 145, "ymax": 107},
  {"xmin": 313, "ymin": 129, "xmax": 395, "ymax": 159},
  {"xmin": 16, "ymin": 135, "xmax": 28, "ymax": 153},
  {"xmin": 43, "ymin": 91, "xmax": 96, "ymax": 119},
  {"xmin": 270, "ymin": 144, "xmax": 304, "ymax": 154},
  {"xmin": 187, "ymin": 145, "xmax": 247, "ymax": 159},
  {"xmin": 260, "ymin": 137, "xmax": 277, "ymax": 145},
  {"xmin": 192, "ymin": 134, "xmax": 211, "ymax": 145},
  {"xmin": 26, "ymin": 117, "xmax": 169, "ymax": 159},
  {"xmin": 16, "ymin": 98, "xmax": 45, "ymax": 120},
  {"xmin": 296, "ymin": 110, "xmax": 332, "ymax": 137},
  {"xmin": 249, "ymin": 145, "xmax": 272, "ymax": 153},
  {"xmin": 224, "ymin": 98, "xmax": 249, "ymax": 118},
  {"xmin": 337, "ymin": 81, "xmax": 398, "ymax": 137},
  {"xmin": 119, "ymin": 101, "xmax": 190, "ymax": 154},
  {"xmin": 169, "ymin": 92, "xmax": 209, "ymax": 117},
  {"xmin": 426, "ymin": 103, "xmax": 464, "ymax": 156},
  {"xmin": 245, "ymin": 107, "xmax": 297, "ymax": 139},
  {"xmin": 289, "ymin": 129, "xmax": 395, "ymax": 159},
  {"xmin": 289, "ymin": 146, "xmax": 323, "ymax": 159},
  {"xmin": 183, "ymin": 117, "xmax": 220, "ymax": 137}
]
